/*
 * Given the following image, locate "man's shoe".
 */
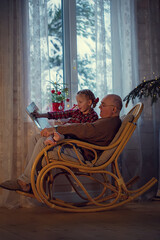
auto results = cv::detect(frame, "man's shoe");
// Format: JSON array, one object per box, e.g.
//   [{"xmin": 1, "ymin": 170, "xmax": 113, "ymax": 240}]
[{"xmin": 0, "ymin": 180, "xmax": 31, "ymax": 193}]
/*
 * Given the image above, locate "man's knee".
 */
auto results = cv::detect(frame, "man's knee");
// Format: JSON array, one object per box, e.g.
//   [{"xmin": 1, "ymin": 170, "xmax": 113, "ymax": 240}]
[
  {"xmin": 36, "ymin": 136, "xmax": 46, "ymax": 148},
  {"xmin": 41, "ymin": 145, "xmax": 59, "ymax": 167},
  {"xmin": 35, "ymin": 133, "xmax": 42, "ymax": 142}
]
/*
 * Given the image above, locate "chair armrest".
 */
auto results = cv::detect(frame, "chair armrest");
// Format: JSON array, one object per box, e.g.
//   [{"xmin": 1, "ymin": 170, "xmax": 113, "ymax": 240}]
[
  {"xmin": 40, "ymin": 121, "xmax": 134, "ymax": 166},
  {"xmin": 58, "ymin": 121, "xmax": 134, "ymax": 151},
  {"xmin": 41, "ymin": 121, "xmax": 134, "ymax": 151}
]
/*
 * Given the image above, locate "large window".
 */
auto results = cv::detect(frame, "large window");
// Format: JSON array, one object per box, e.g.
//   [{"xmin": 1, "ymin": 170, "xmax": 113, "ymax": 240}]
[{"xmin": 29, "ymin": 0, "xmax": 112, "ymax": 110}]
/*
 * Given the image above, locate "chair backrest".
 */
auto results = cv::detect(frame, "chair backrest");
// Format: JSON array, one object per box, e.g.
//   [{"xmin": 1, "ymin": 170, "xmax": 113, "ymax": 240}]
[
  {"xmin": 94, "ymin": 102, "xmax": 143, "ymax": 166},
  {"xmin": 126, "ymin": 102, "xmax": 143, "ymax": 123}
]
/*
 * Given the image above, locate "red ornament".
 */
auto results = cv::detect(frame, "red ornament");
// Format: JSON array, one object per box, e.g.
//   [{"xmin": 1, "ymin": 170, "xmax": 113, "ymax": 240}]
[
  {"xmin": 51, "ymin": 89, "xmax": 55, "ymax": 94},
  {"xmin": 66, "ymin": 98, "xmax": 70, "ymax": 102},
  {"xmin": 57, "ymin": 91, "xmax": 61, "ymax": 95}
]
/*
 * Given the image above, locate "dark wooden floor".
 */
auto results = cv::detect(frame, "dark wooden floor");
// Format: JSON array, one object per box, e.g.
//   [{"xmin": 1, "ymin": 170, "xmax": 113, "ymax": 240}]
[{"xmin": 0, "ymin": 201, "xmax": 160, "ymax": 240}]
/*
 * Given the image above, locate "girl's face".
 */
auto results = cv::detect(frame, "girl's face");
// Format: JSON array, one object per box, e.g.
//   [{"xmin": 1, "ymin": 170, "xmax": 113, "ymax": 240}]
[{"xmin": 76, "ymin": 94, "xmax": 92, "ymax": 114}]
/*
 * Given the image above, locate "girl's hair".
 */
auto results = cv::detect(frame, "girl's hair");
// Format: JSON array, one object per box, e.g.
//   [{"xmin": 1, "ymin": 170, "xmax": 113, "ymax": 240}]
[{"xmin": 77, "ymin": 89, "xmax": 99, "ymax": 108}]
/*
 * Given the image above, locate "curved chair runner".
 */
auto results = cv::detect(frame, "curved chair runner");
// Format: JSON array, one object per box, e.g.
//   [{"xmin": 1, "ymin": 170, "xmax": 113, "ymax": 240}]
[{"xmin": 18, "ymin": 102, "xmax": 157, "ymax": 212}]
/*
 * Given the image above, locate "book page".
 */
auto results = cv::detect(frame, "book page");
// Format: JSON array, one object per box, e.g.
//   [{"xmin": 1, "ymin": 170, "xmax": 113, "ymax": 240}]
[{"xmin": 26, "ymin": 102, "xmax": 52, "ymax": 130}]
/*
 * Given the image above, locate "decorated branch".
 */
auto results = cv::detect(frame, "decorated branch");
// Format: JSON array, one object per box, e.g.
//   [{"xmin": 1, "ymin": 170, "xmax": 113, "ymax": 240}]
[
  {"xmin": 123, "ymin": 77, "xmax": 160, "ymax": 107},
  {"xmin": 48, "ymin": 73, "xmax": 69, "ymax": 103}
]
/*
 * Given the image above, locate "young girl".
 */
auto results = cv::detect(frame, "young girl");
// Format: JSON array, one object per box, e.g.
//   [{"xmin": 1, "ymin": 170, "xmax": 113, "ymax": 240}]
[
  {"xmin": 33, "ymin": 89, "xmax": 99, "ymax": 145},
  {"xmin": 34, "ymin": 89, "xmax": 99, "ymax": 123}
]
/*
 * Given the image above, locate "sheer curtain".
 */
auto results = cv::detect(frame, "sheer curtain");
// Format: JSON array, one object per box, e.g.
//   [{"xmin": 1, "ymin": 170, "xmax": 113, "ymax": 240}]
[
  {"xmin": 0, "ymin": 0, "xmax": 50, "ymax": 207},
  {"xmin": 95, "ymin": 0, "xmax": 141, "ymax": 184},
  {"xmin": 28, "ymin": 0, "xmax": 51, "ymax": 111},
  {"xmin": 95, "ymin": 0, "xmax": 138, "ymax": 111},
  {"xmin": 110, "ymin": 0, "xmax": 143, "ymax": 190},
  {"xmin": 0, "ymin": 0, "xmax": 31, "ymax": 207},
  {"xmin": 111, "ymin": 0, "xmax": 139, "ymax": 104}
]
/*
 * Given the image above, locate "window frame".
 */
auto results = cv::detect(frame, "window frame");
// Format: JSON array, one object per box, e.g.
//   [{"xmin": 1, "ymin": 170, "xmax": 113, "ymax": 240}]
[{"xmin": 62, "ymin": 0, "xmax": 78, "ymax": 107}]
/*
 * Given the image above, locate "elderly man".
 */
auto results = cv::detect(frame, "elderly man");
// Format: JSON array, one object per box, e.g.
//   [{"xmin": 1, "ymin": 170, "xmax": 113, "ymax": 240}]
[{"xmin": 0, "ymin": 94, "xmax": 122, "ymax": 193}]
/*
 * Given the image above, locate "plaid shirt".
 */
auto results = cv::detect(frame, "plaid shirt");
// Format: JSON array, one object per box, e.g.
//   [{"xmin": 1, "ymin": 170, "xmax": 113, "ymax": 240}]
[{"xmin": 48, "ymin": 108, "xmax": 98, "ymax": 123}]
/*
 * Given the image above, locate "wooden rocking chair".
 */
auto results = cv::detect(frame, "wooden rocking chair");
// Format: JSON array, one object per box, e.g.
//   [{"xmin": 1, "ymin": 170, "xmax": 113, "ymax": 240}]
[{"xmin": 18, "ymin": 102, "xmax": 157, "ymax": 212}]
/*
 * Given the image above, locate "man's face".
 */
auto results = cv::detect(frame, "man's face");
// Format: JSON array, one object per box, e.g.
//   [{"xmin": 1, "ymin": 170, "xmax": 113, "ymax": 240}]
[{"xmin": 99, "ymin": 96, "xmax": 115, "ymax": 118}]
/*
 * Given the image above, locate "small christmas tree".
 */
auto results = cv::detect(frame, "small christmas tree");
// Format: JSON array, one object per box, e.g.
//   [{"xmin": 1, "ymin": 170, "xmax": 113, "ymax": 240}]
[{"xmin": 123, "ymin": 77, "xmax": 160, "ymax": 107}]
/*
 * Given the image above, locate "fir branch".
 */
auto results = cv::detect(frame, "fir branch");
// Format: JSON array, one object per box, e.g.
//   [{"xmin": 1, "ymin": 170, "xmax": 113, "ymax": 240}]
[{"xmin": 123, "ymin": 77, "xmax": 160, "ymax": 106}]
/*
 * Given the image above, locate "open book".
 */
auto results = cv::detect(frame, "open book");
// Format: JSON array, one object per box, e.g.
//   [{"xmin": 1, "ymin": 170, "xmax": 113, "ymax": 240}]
[{"xmin": 26, "ymin": 102, "xmax": 52, "ymax": 131}]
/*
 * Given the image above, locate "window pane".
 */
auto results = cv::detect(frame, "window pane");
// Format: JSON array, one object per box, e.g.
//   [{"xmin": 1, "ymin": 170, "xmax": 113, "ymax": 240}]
[
  {"xmin": 76, "ymin": 0, "xmax": 112, "ymax": 95},
  {"xmin": 47, "ymin": 0, "xmax": 70, "ymax": 110},
  {"xmin": 48, "ymin": 0, "xmax": 63, "ymax": 80}
]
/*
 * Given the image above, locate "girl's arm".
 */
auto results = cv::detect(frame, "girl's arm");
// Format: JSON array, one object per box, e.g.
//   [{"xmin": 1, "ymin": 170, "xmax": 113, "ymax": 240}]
[{"xmin": 48, "ymin": 109, "xmax": 76, "ymax": 120}]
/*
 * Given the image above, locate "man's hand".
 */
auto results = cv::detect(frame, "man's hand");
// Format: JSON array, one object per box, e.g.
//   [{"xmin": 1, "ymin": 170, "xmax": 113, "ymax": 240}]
[
  {"xmin": 53, "ymin": 132, "xmax": 64, "ymax": 142},
  {"xmin": 44, "ymin": 136, "xmax": 57, "ymax": 146},
  {"xmin": 41, "ymin": 128, "xmax": 55, "ymax": 137}
]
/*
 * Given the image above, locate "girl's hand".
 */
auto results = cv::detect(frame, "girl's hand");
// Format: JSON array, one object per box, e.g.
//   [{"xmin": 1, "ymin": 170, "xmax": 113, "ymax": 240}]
[{"xmin": 31, "ymin": 110, "xmax": 41, "ymax": 118}]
